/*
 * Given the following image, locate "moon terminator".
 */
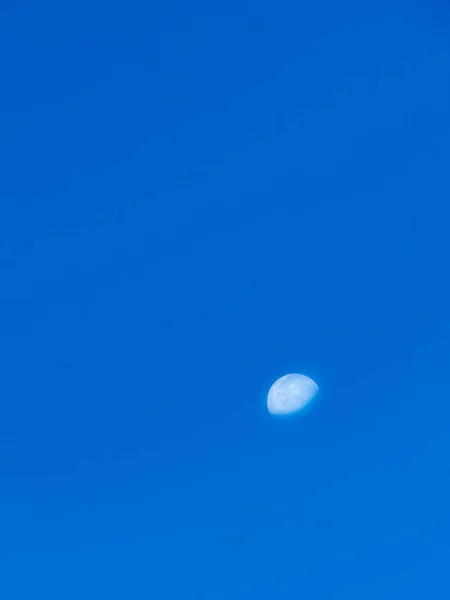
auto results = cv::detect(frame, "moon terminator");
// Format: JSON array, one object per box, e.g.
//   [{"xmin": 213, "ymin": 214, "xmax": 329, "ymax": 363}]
[{"xmin": 267, "ymin": 373, "xmax": 319, "ymax": 415}]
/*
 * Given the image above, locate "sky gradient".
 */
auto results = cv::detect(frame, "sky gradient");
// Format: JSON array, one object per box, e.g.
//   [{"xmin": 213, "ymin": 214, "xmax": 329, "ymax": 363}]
[{"xmin": 1, "ymin": 1, "xmax": 449, "ymax": 598}]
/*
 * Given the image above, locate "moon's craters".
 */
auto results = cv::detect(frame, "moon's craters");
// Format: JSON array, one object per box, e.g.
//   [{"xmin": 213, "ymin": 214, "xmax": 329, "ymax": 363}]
[{"xmin": 267, "ymin": 373, "xmax": 319, "ymax": 415}]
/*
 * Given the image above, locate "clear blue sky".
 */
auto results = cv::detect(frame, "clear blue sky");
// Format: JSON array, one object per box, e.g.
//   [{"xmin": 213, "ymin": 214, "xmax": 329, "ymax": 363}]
[{"xmin": 1, "ymin": 1, "xmax": 449, "ymax": 598}]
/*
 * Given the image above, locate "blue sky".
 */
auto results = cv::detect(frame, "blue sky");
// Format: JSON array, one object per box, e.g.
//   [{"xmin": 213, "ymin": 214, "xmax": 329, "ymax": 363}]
[{"xmin": 1, "ymin": 1, "xmax": 449, "ymax": 598}]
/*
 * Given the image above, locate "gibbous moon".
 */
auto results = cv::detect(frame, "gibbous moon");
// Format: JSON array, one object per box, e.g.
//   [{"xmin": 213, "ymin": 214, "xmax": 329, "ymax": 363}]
[{"xmin": 267, "ymin": 373, "xmax": 319, "ymax": 416}]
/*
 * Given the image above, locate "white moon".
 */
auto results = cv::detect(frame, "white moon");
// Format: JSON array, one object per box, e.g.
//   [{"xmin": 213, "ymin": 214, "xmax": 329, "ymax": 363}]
[{"xmin": 267, "ymin": 373, "xmax": 319, "ymax": 416}]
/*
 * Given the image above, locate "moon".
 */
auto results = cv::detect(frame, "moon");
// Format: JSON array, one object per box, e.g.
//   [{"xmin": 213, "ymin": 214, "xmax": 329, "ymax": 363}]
[{"xmin": 267, "ymin": 373, "xmax": 319, "ymax": 416}]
